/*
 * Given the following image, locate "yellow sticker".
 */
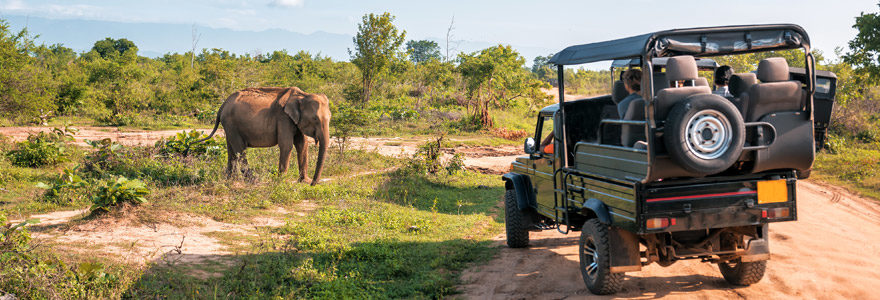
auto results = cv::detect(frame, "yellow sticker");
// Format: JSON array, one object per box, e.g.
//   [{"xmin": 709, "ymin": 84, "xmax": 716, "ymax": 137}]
[{"xmin": 758, "ymin": 180, "xmax": 788, "ymax": 204}]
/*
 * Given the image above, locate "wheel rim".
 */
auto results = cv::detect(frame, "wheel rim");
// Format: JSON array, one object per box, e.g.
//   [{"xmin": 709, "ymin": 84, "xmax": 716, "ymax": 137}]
[
  {"xmin": 685, "ymin": 109, "xmax": 733, "ymax": 160},
  {"xmin": 581, "ymin": 237, "xmax": 600, "ymax": 281}
]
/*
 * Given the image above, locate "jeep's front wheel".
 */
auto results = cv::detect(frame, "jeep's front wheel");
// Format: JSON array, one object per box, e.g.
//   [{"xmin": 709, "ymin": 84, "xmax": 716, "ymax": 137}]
[
  {"xmin": 504, "ymin": 189, "xmax": 529, "ymax": 248},
  {"xmin": 718, "ymin": 259, "xmax": 766, "ymax": 285},
  {"xmin": 579, "ymin": 219, "xmax": 623, "ymax": 295}
]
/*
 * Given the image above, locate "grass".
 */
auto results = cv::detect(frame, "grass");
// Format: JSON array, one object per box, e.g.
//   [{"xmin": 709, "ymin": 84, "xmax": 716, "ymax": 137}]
[
  {"xmin": 1, "ymin": 133, "xmax": 507, "ymax": 298},
  {"xmin": 813, "ymin": 139, "xmax": 880, "ymax": 201}
]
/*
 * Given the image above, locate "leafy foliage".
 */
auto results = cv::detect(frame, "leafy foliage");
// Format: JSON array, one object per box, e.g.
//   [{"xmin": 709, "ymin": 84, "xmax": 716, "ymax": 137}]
[
  {"xmin": 351, "ymin": 12, "xmax": 407, "ymax": 103},
  {"xmin": 844, "ymin": 2, "xmax": 880, "ymax": 84},
  {"xmin": 157, "ymin": 130, "xmax": 223, "ymax": 157},
  {"xmin": 5, "ymin": 130, "xmax": 72, "ymax": 167},
  {"xmin": 90, "ymin": 176, "xmax": 150, "ymax": 212},
  {"xmin": 35, "ymin": 167, "xmax": 87, "ymax": 203},
  {"xmin": 406, "ymin": 40, "xmax": 442, "ymax": 64}
]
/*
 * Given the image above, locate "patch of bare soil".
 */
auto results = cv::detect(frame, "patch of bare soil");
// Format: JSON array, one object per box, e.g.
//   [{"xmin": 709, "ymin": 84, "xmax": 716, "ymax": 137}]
[
  {"xmin": 460, "ymin": 180, "xmax": 880, "ymax": 299},
  {"xmin": 0, "ymin": 126, "xmax": 223, "ymax": 147}
]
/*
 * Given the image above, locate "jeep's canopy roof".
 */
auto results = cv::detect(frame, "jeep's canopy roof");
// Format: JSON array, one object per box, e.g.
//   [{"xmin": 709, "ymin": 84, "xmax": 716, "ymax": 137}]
[
  {"xmin": 549, "ymin": 24, "xmax": 810, "ymax": 66},
  {"xmin": 611, "ymin": 57, "xmax": 719, "ymax": 69}
]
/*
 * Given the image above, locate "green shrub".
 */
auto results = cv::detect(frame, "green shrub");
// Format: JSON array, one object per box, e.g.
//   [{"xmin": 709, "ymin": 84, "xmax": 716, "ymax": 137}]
[
  {"xmin": 35, "ymin": 167, "xmax": 89, "ymax": 204},
  {"xmin": 5, "ymin": 131, "xmax": 70, "ymax": 167},
  {"xmin": 157, "ymin": 130, "xmax": 223, "ymax": 157},
  {"xmin": 90, "ymin": 176, "xmax": 149, "ymax": 212}
]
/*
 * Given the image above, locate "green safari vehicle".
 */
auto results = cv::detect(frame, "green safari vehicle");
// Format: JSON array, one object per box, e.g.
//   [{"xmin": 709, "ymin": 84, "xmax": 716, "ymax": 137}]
[{"xmin": 502, "ymin": 24, "xmax": 827, "ymax": 295}]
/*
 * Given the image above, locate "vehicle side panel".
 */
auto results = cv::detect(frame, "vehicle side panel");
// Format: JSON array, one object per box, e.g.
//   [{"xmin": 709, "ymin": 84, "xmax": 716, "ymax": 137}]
[
  {"xmin": 574, "ymin": 142, "xmax": 648, "ymax": 182},
  {"xmin": 564, "ymin": 172, "xmax": 639, "ymax": 232}
]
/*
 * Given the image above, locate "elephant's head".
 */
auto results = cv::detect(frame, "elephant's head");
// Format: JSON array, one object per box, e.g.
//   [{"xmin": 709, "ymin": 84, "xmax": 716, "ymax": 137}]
[{"xmin": 282, "ymin": 88, "xmax": 332, "ymax": 185}]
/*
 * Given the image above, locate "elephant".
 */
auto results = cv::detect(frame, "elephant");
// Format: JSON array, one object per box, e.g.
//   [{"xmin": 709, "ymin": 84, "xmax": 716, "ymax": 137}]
[{"xmin": 198, "ymin": 87, "xmax": 331, "ymax": 185}]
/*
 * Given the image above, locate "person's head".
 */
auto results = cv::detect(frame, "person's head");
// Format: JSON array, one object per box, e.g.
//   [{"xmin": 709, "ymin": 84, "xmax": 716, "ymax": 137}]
[
  {"xmin": 622, "ymin": 69, "xmax": 642, "ymax": 94},
  {"xmin": 714, "ymin": 65, "xmax": 734, "ymax": 87}
]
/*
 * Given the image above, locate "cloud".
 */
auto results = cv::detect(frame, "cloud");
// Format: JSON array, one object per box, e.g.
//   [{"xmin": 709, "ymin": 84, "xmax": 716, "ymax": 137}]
[
  {"xmin": 1, "ymin": 0, "xmax": 26, "ymax": 10},
  {"xmin": 268, "ymin": 0, "xmax": 304, "ymax": 8}
]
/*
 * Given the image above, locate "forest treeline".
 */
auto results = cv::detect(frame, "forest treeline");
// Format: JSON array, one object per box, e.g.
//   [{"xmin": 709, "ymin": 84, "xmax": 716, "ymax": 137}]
[{"xmin": 1, "ymin": 10, "xmax": 880, "ymax": 139}]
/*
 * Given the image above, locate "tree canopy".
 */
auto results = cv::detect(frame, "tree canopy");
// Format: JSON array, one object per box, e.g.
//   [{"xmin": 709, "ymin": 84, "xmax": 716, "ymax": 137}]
[
  {"xmin": 406, "ymin": 40, "xmax": 442, "ymax": 64},
  {"xmin": 844, "ymin": 2, "xmax": 880, "ymax": 84},
  {"xmin": 350, "ymin": 12, "xmax": 406, "ymax": 103}
]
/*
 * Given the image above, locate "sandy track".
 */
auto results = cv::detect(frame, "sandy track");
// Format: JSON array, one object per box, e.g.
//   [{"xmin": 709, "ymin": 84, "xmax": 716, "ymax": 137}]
[{"xmin": 460, "ymin": 180, "xmax": 880, "ymax": 299}]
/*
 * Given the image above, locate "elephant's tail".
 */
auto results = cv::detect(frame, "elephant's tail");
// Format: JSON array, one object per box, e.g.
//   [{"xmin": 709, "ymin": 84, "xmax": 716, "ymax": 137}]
[{"xmin": 194, "ymin": 96, "xmax": 229, "ymax": 145}]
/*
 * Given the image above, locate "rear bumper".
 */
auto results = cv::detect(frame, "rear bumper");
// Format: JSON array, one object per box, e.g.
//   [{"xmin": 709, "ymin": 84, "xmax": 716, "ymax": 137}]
[
  {"xmin": 641, "ymin": 201, "xmax": 796, "ymax": 233},
  {"xmin": 638, "ymin": 171, "xmax": 798, "ymax": 234}
]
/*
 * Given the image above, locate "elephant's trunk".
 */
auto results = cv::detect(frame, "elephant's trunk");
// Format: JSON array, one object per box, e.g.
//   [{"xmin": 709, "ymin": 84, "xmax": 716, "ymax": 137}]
[{"xmin": 311, "ymin": 125, "xmax": 329, "ymax": 186}]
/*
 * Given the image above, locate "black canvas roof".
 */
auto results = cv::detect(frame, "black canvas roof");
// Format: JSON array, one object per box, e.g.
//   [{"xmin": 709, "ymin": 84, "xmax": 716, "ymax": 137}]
[{"xmin": 549, "ymin": 24, "xmax": 810, "ymax": 66}]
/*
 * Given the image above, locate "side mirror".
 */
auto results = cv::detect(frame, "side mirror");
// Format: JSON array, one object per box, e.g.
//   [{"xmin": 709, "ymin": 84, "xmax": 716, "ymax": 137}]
[{"xmin": 524, "ymin": 137, "xmax": 537, "ymax": 154}]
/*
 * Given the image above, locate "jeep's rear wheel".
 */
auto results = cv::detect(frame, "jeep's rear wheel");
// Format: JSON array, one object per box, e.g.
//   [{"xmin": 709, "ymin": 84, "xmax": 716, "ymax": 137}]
[
  {"xmin": 504, "ymin": 189, "xmax": 529, "ymax": 248},
  {"xmin": 665, "ymin": 94, "xmax": 745, "ymax": 176},
  {"xmin": 579, "ymin": 219, "xmax": 623, "ymax": 295},
  {"xmin": 718, "ymin": 259, "xmax": 766, "ymax": 285}
]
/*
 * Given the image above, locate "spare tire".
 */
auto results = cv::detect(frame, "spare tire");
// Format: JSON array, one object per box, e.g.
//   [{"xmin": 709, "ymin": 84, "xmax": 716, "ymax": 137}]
[{"xmin": 664, "ymin": 94, "xmax": 745, "ymax": 176}]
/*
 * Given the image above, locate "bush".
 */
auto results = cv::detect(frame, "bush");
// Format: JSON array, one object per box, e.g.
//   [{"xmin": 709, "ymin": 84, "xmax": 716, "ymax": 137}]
[
  {"xmin": 90, "ymin": 176, "xmax": 149, "ymax": 212},
  {"xmin": 157, "ymin": 130, "xmax": 223, "ymax": 157},
  {"xmin": 35, "ymin": 167, "xmax": 88, "ymax": 204},
  {"xmin": 406, "ymin": 135, "xmax": 462, "ymax": 175},
  {"xmin": 5, "ymin": 130, "xmax": 72, "ymax": 167}
]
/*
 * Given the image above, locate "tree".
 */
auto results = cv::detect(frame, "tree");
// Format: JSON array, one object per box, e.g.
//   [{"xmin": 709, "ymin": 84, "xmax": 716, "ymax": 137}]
[
  {"xmin": 406, "ymin": 40, "xmax": 441, "ymax": 64},
  {"xmin": 844, "ymin": 2, "xmax": 880, "ymax": 84},
  {"xmin": 350, "ymin": 12, "xmax": 406, "ymax": 103},
  {"xmin": 91, "ymin": 37, "xmax": 138, "ymax": 59},
  {"xmin": 458, "ymin": 45, "xmax": 548, "ymax": 127},
  {"xmin": 531, "ymin": 54, "xmax": 554, "ymax": 80}
]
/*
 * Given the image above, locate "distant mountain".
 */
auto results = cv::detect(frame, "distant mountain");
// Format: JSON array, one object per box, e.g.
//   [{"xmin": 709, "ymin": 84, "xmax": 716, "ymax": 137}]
[{"xmin": 2, "ymin": 15, "xmax": 554, "ymax": 64}]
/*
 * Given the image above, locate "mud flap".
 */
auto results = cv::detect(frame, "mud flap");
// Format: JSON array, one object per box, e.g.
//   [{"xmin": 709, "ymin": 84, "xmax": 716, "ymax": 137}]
[
  {"xmin": 608, "ymin": 225, "xmax": 642, "ymax": 273},
  {"xmin": 741, "ymin": 224, "xmax": 771, "ymax": 262}
]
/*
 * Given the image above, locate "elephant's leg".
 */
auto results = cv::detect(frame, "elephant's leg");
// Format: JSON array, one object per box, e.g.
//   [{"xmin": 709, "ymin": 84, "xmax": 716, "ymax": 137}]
[
  {"xmin": 239, "ymin": 150, "xmax": 254, "ymax": 179},
  {"xmin": 225, "ymin": 130, "xmax": 247, "ymax": 179},
  {"xmin": 294, "ymin": 132, "xmax": 308, "ymax": 182},
  {"xmin": 278, "ymin": 139, "xmax": 293, "ymax": 175}
]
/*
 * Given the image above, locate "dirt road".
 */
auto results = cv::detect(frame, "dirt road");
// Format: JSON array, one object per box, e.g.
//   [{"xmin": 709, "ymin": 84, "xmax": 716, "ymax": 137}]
[
  {"xmin": 460, "ymin": 180, "xmax": 880, "ymax": 299},
  {"xmin": 4, "ymin": 126, "xmax": 880, "ymax": 298}
]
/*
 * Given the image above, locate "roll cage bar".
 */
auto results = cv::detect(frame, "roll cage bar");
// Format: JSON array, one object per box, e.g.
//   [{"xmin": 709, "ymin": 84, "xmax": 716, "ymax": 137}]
[{"xmin": 549, "ymin": 24, "xmax": 815, "ymax": 183}]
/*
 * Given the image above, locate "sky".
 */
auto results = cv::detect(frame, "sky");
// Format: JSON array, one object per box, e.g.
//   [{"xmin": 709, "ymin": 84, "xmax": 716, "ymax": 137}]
[{"xmin": 0, "ymin": 0, "xmax": 877, "ymax": 61}]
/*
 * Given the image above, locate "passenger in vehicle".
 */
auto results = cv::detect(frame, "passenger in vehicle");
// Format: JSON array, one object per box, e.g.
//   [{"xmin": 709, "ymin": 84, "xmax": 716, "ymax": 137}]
[
  {"xmin": 713, "ymin": 65, "xmax": 734, "ymax": 98},
  {"xmin": 540, "ymin": 131, "xmax": 555, "ymax": 154},
  {"xmin": 617, "ymin": 69, "xmax": 643, "ymax": 118}
]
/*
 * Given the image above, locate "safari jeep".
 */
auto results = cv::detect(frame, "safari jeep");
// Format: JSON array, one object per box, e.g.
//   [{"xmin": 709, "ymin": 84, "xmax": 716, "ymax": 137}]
[{"xmin": 502, "ymin": 24, "xmax": 832, "ymax": 295}]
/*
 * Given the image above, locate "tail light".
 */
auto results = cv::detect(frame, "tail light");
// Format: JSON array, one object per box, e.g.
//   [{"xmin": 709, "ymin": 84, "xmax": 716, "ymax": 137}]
[
  {"xmin": 762, "ymin": 207, "xmax": 790, "ymax": 219},
  {"xmin": 646, "ymin": 217, "xmax": 676, "ymax": 229}
]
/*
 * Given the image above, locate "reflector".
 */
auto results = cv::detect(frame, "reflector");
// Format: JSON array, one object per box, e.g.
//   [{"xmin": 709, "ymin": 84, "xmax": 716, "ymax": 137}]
[{"xmin": 758, "ymin": 180, "xmax": 788, "ymax": 204}]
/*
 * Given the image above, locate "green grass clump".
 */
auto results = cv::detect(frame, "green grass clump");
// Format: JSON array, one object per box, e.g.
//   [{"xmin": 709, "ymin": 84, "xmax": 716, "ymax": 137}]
[{"xmin": 814, "ymin": 136, "xmax": 880, "ymax": 200}]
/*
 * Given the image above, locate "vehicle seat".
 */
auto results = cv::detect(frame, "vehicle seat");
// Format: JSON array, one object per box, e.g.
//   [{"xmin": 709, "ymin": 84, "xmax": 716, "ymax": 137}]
[
  {"xmin": 728, "ymin": 73, "xmax": 757, "ymax": 113},
  {"xmin": 654, "ymin": 56, "xmax": 712, "ymax": 121},
  {"xmin": 612, "ymin": 80, "xmax": 628, "ymax": 104},
  {"xmin": 621, "ymin": 98, "xmax": 646, "ymax": 147},
  {"xmin": 741, "ymin": 58, "xmax": 805, "ymax": 122},
  {"xmin": 696, "ymin": 77, "xmax": 709, "ymax": 87},
  {"xmin": 652, "ymin": 72, "xmax": 668, "ymax": 95},
  {"xmin": 729, "ymin": 73, "xmax": 757, "ymax": 98}
]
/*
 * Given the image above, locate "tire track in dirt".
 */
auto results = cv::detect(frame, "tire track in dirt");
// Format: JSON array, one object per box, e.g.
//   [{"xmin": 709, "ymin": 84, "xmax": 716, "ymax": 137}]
[{"xmin": 460, "ymin": 180, "xmax": 880, "ymax": 299}]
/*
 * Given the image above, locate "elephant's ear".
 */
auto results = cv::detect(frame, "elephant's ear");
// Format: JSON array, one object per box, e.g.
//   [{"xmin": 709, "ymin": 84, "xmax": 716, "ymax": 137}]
[{"xmin": 280, "ymin": 88, "xmax": 303, "ymax": 125}]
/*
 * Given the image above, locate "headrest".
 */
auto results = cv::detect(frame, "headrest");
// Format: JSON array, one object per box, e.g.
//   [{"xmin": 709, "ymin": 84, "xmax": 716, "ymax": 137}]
[
  {"xmin": 757, "ymin": 57, "xmax": 790, "ymax": 82},
  {"xmin": 665, "ymin": 56, "xmax": 698, "ymax": 82},
  {"xmin": 611, "ymin": 81, "xmax": 628, "ymax": 104},
  {"xmin": 695, "ymin": 77, "xmax": 709, "ymax": 87},
  {"xmin": 729, "ymin": 73, "xmax": 757, "ymax": 96}
]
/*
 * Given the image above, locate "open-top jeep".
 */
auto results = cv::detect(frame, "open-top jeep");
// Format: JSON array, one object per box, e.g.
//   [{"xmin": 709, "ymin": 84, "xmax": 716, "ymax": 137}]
[{"xmin": 502, "ymin": 24, "xmax": 833, "ymax": 295}]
